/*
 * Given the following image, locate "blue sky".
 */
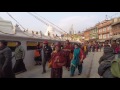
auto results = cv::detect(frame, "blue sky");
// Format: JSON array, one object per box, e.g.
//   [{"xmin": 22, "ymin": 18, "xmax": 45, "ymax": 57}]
[{"xmin": 0, "ymin": 12, "xmax": 120, "ymax": 35}]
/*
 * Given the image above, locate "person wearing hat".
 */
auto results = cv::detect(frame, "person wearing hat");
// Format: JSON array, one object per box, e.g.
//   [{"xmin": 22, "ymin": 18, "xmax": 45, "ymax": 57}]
[
  {"xmin": 12, "ymin": 41, "xmax": 27, "ymax": 74},
  {"xmin": 49, "ymin": 42, "xmax": 66, "ymax": 78},
  {"xmin": 0, "ymin": 40, "xmax": 15, "ymax": 78},
  {"xmin": 41, "ymin": 41, "xmax": 52, "ymax": 74}
]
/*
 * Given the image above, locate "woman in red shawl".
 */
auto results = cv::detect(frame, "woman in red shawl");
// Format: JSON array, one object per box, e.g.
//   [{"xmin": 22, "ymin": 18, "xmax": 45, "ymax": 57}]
[
  {"xmin": 50, "ymin": 42, "xmax": 66, "ymax": 78},
  {"xmin": 63, "ymin": 40, "xmax": 74, "ymax": 71}
]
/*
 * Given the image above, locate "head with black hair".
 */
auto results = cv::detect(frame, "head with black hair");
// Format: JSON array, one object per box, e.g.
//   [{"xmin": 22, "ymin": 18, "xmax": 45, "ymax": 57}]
[
  {"xmin": 66, "ymin": 40, "xmax": 70, "ymax": 45},
  {"xmin": 55, "ymin": 42, "xmax": 61, "ymax": 52},
  {"xmin": 0, "ymin": 40, "xmax": 8, "ymax": 49},
  {"xmin": 74, "ymin": 43, "xmax": 79, "ymax": 49},
  {"xmin": 16, "ymin": 41, "xmax": 21, "ymax": 47}
]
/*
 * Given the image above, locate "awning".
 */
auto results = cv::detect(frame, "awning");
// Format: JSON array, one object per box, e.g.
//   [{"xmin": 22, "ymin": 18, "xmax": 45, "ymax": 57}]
[{"xmin": 112, "ymin": 34, "xmax": 120, "ymax": 40}]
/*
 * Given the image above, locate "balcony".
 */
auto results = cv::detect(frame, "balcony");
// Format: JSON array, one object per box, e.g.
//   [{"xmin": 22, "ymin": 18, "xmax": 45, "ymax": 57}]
[{"xmin": 102, "ymin": 31, "xmax": 109, "ymax": 34}]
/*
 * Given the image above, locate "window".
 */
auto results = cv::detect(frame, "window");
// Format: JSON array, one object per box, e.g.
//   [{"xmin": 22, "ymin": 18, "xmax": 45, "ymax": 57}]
[
  {"xmin": 99, "ymin": 35, "xmax": 100, "ymax": 39},
  {"xmin": 108, "ymin": 26, "xmax": 111, "ymax": 30},
  {"xmin": 103, "ymin": 34, "xmax": 106, "ymax": 39},
  {"xmin": 100, "ymin": 29, "xmax": 102, "ymax": 33},
  {"xmin": 99, "ymin": 34, "xmax": 102, "ymax": 39},
  {"xmin": 103, "ymin": 35, "xmax": 104, "ymax": 39},
  {"xmin": 99, "ymin": 29, "xmax": 100, "ymax": 33},
  {"xmin": 114, "ymin": 18, "xmax": 118, "ymax": 23},
  {"xmin": 99, "ymin": 29, "xmax": 102, "ymax": 33},
  {"xmin": 103, "ymin": 28, "xmax": 106, "ymax": 32},
  {"xmin": 102, "ymin": 28, "xmax": 104, "ymax": 32},
  {"xmin": 107, "ymin": 34, "xmax": 110, "ymax": 38},
  {"xmin": 101, "ymin": 35, "xmax": 103, "ymax": 39}
]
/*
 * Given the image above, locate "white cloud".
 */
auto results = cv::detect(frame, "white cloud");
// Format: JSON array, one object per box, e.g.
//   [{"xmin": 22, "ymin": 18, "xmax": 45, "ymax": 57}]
[{"xmin": 57, "ymin": 15, "xmax": 98, "ymax": 33}]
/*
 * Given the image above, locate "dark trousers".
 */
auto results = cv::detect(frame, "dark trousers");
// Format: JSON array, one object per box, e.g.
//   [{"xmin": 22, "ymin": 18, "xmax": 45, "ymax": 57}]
[
  {"xmin": 70, "ymin": 63, "xmax": 82, "ymax": 76},
  {"xmin": 66, "ymin": 57, "xmax": 70, "ymax": 68},
  {"xmin": 42, "ymin": 58, "xmax": 50, "ymax": 72},
  {"xmin": 13, "ymin": 59, "xmax": 27, "ymax": 74},
  {"xmin": 0, "ymin": 66, "xmax": 15, "ymax": 78}
]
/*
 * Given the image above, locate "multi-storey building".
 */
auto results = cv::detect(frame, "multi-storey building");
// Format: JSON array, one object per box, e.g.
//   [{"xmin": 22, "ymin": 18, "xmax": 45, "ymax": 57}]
[
  {"xmin": 89, "ymin": 26, "xmax": 98, "ymax": 40},
  {"xmin": 84, "ymin": 29, "xmax": 91, "ymax": 41},
  {"xmin": 111, "ymin": 17, "xmax": 120, "ymax": 41},
  {"xmin": 97, "ymin": 20, "xmax": 113, "ymax": 42}
]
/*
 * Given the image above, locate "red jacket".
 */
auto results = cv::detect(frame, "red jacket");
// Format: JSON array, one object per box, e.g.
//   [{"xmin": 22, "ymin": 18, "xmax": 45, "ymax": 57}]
[{"xmin": 51, "ymin": 50, "xmax": 66, "ymax": 68}]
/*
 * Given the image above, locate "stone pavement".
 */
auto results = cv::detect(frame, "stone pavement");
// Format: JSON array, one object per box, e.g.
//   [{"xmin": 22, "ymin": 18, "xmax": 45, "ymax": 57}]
[
  {"xmin": 89, "ymin": 51, "xmax": 103, "ymax": 78},
  {"xmin": 16, "ymin": 51, "xmax": 103, "ymax": 78}
]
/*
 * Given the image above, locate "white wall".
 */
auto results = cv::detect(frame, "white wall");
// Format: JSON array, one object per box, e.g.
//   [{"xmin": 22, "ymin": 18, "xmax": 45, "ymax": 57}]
[
  {"xmin": 21, "ymin": 40, "xmax": 35, "ymax": 70},
  {"xmin": 0, "ymin": 35, "xmax": 76, "ymax": 70},
  {"xmin": 0, "ymin": 36, "xmax": 36, "ymax": 70}
]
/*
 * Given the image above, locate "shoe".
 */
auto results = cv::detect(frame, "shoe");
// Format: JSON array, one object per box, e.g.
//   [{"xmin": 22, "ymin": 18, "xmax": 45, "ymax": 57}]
[{"xmin": 78, "ymin": 73, "xmax": 81, "ymax": 75}]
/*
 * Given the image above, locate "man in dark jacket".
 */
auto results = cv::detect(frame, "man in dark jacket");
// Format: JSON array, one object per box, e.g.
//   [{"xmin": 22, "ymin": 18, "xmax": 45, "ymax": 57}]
[
  {"xmin": 98, "ymin": 46, "xmax": 115, "ymax": 78},
  {"xmin": 41, "ymin": 41, "xmax": 52, "ymax": 74},
  {"xmin": 0, "ymin": 40, "xmax": 15, "ymax": 78}
]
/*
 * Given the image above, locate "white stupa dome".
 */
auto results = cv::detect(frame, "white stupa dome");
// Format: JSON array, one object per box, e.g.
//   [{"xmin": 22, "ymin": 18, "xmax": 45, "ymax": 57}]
[{"xmin": 45, "ymin": 25, "xmax": 55, "ymax": 37}]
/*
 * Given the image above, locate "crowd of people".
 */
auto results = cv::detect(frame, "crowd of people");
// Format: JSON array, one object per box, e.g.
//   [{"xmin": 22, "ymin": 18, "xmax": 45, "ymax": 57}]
[
  {"xmin": 0, "ymin": 40, "xmax": 26, "ymax": 78},
  {"xmin": 34, "ymin": 40, "xmax": 100, "ymax": 78},
  {"xmin": 0, "ymin": 39, "xmax": 120, "ymax": 78}
]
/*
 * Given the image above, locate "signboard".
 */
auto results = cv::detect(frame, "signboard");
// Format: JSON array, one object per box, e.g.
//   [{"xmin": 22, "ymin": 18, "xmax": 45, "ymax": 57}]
[
  {"xmin": 7, "ymin": 41, "xmax": 16, "ymax": 47},
  {"xmin": 7, "ymin": 41, "xmax": 18, "ymax": 52},
  {"xmin": 27, "ymin": 41, "xmax": 38, "ymax": 50},
  {"xmin": 27, "ymin": 42, "xmax": 38, "ymax": 46}
]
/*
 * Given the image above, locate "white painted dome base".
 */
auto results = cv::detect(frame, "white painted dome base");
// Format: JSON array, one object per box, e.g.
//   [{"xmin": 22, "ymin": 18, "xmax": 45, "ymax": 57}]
[{"xmin": 45, "ymin": 25, "xmax": 55, "ymax": 37}]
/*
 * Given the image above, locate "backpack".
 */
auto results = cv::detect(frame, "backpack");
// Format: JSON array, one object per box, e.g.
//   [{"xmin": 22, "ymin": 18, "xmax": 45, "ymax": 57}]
[
  {"xmin": 34, "ymin": 50, "xmax": 40, "ymax": 57},
  {"xmin": 111, "ymin": 55, "xmax": 120, "ymax": 78},
  {"xmin": 98, "ymin": 60, "xmax": 111, "ymax": 76}
]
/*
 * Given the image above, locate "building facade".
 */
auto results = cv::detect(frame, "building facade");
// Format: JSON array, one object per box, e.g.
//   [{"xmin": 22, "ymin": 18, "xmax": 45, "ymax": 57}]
[
  {"xmin": 84, "ymin": 29, "xmax": 91, "ymax": 41},
  {"xmin": 111, "ymin": 17, "xmax": 120, "ymax": 40},
  {"xmin": 97, "ymin": 20, "xmax": 113, "ymax": 42},
  {"xmin": 89, "ymin": 26, "xmax": 98, "ymax": 40}
]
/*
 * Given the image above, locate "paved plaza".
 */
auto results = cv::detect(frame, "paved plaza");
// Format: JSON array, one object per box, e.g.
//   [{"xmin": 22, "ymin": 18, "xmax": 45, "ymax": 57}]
[{"xmin": 16, "ymin": 51, "xmax": 103, "ymax": 78}]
